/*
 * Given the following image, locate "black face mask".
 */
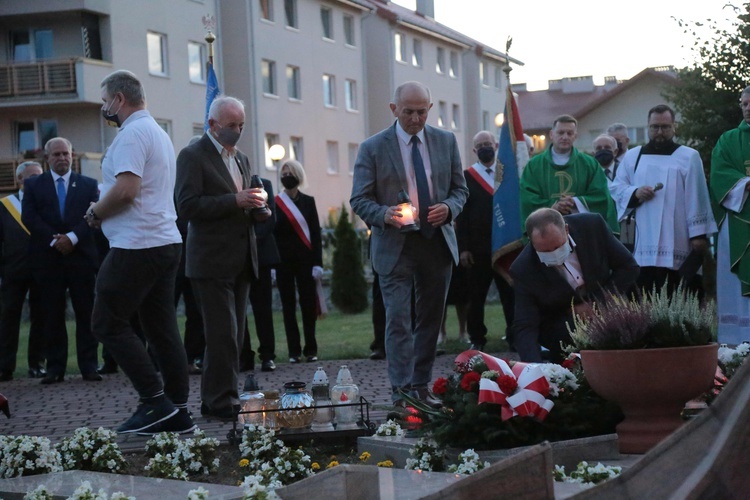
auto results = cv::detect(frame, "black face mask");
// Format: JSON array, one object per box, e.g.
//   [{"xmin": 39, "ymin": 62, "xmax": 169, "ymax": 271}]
[
  {"xmin": 281, "ymin": 175, "xmax": 300, "ymax": 189},
  {"xmin": 101, "ymin": 98, "xmax": 122, "ymax": 128},
  {"xmin": 476, "ymin": 146, "xmax": 496, "ymax": 164},
  {"xmin": 594, "ymin": 149, "xmax": 614, "ymax": 167}
]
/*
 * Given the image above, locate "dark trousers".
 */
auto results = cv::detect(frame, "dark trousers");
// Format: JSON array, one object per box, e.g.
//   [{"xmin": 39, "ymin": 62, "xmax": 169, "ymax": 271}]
[
  {"xmin": 175, "ymin": 267, "xmax": 204, "ymax": 362},
  {"xmin": 35, "ymin": 265, "xmax": 98, "ymax": 376},
  {"xmin": 637, "ymin": 266, "xmax": 703, "ymax": 300},
  {"xmin": 466, "ymin": 253, "xmax": 515, "ymax": 345},
  {"xmin": 370, "ymin": 271, "xmax": 386, "ymax": 352},
  {"xmin": 277, "ymin": 261, "xmax": 317, "ymax": 358},
  {"xmin": 92, "ymin": 244, "xmax": 188, "ymax": 404},
  {"xmin": 249, "ymin": 265, "xmax": 276, "ymax": 361},
  {"xmin": 192, "ymin": 271, "xmax": 250, "ymax": 410},
  {"xmin": 0, "ymin": 277, "xmax": 44, "ymax": 372}
]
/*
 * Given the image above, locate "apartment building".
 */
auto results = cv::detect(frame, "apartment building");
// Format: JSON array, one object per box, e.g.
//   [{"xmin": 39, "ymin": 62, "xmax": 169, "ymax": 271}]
[{"xmin": 0, "ymin": 0, "xmax": 517, "ymax": 222}]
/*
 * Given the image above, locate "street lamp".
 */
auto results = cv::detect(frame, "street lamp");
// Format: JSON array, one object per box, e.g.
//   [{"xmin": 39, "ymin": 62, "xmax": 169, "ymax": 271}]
[
  {"xmin": 269, "ymin": 144, "xmax": 286, "ymax": 194},
  {"xmin": 494, "ymin": 112, "xmax": 505, "ymax": 129}
]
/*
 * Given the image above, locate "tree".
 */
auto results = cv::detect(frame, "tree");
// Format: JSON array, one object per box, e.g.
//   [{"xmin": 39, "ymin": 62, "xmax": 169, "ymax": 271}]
[
  {"xmin": 330, "ymin": 204, "xmax": 368, "ymax": 313},
  {"xmin": 664, "ymin": 2, "xmax": 748, "ymax": 168}
]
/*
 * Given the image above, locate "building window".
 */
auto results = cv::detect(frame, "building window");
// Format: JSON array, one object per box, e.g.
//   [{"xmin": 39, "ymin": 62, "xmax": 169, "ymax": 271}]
[
  {"xmin": 289, "ymin": 136, "xmax": 304, "ymax": 163},
  {"xmin": 343, "ymin": 14, "xmax": 355, "ymax": 46},
  {"xmin": 451, "ymin": 104, "xmax": 460, "ymax": 129},
  {"xmin": 265, "ymin": 133, "xmax": 281, "ymax": 169},
  {"xmin": 15, "ymin": 119, "xmax": 58, "ymax": 154},
  {"xmin": 188, "ymin": 42, "xmax": 206, "ymax": 83},
  {"xmin": 284, "ymin": 0, "xmax": 297, "ymax": 28},
  {"xmin": 321, "ymin": 7, "xmax": 333, "ymax": 39},
  {"xmin": 345, "ymin": 79, "xmax": 357, "ymax": 111},
  {"xmin": 287, "ymin": 65, "xmax": 301, "ymax": 100},
  {"xmin": 11, "ymin": 29, "xmax": 54, "ymax": 61},
  {"xmin": 495, "ymin": 66, "xmax": 503, "ymax": 89},
  {"xmin": 348, "ymin": 143, "xmax": 358, "ymax": 175},
  {"xmin": 438, "ymin": 101, "xmax": 447, "ymax": 128},
  {"xmin": 480, "ymin": 61, "xmax": 488, "ymax": 86},
  {"xmin": 482, "ymin": 111, "xmax": 489, "ymax": 131},
  {"xmin": 259, "ymin": 0, "xmax": 273, "ymax": 21},
  {"xmin": 147, "ymin": 32, "xmax": 168, "ymax": 76},
  {"xmin": 323, "ymin": 74, "xmax": 335, "ymax": 107},
  {"xmin": 449, "ymin": 50, "xmax": 458, "ymax": 78},
  {"xmin": 262, "ymin": 59, "xmax": 276, "ymax": 95},
  {"xmin": 327, "ymin": 141, "xmax": 339, "ymax": 174},
  {"xmin": 192, "ymin": 123, "xmax": 204, "ymax": 137},
  {"xmin": 436, "ymin": 47, "xmax": 445, "ymax": 74},
  {"xmin": 394, "ymin": 33, "xmax": 406, "ymax": 62},
  {"xmin": 412, "ymin": 39, "xmax": 422, "ymax": 67},
  {"xmin": 156, "ymin": 119, "xmax": 172, "ymax": 138}
]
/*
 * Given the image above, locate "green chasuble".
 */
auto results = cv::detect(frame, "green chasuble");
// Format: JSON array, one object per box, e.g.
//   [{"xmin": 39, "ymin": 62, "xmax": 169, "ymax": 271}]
[
  {"xmin": 710, "ymin": 120, "xmax": 750, "ymax": 295},
  {"xmin": 520, "ymin": 146, "xmax": 619, "ymax": 233}
]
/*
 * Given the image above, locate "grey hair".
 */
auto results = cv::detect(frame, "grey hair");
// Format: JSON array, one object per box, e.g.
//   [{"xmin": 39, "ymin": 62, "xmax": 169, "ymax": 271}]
[
  {"xmin": 606, "ymin": 123, "xmax": 629, "ymax": 137},
  {"xmin": 393, "ymin": 81, "xmax": 431, "ymax": 105},
  {"xmin": 101, "ymin": 70, "xmax": 145, "ymax": 106},
  {"xmin": 44, "ymin": 137, "xmax": 72, "ymax": 155},
  {"xmin": 16, "ymin": 161, "xmax": 41, "ymax": 178},
  {"xmin": 593, "ymin": 134, "xmax": 617, "ymax": 149},
  {"xmin": 525, "ymin": 208, "xmax": 565, "ymax": 237},
  {"xmin": 208, "ymin": 96, "xmax": 245, "ymax": 121},
  {"xmin": 741, "ymin": 86, "xmax": 750, "ymax": 97}
]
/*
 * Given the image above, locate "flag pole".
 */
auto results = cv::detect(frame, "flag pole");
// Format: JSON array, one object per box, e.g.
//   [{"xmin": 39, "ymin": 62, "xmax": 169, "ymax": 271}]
[{"xmin": 203, "ymin": 14, "xmax": 216, "ymax": 68}]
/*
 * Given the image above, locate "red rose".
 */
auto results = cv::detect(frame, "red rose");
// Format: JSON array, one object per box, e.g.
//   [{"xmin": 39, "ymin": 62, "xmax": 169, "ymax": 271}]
[
  {"xmin": 498, "ymin": 375, "xmax": 518, "ymax": 395},
  {"xmin": 460, "ymin": 372, "xmax": 481, "ymax": 392},
  {"xmin": 561, "ymin": 358, "xmax": 576, "ymax": 369},
  {"xmin": 432, "ymin": 377, "xmax": 449, "ymax": 395}
]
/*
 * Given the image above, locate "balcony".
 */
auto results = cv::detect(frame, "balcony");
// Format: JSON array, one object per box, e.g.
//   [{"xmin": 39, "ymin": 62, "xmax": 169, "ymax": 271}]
[
  {"xmin": 0, "ymin": 156, "xmax": 83, "ymax": 192},
  {"xmin": 0, "ymin": 58, "xmax": 113, "ymax": 107}
]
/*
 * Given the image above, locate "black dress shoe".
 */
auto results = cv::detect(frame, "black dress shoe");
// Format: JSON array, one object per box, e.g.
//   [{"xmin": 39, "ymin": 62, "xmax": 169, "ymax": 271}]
[
  {"xmin": 261, "ymin": 360, "xmax": 276, "ymax": 372},
  {"xmin": 40, "ymin": 373, "xmax": 64, "ymax": 385},
  {"xmin": 187, "ymin": 362, "xmax": 202, "ymax": 375},
  {"xmin": 200, "ymin": 402, "xmax": 237, "ymax": 421},
  {"xmin": 414, "ymin": 388, "xmax": 443, "ymax": 409},
  {"xmin": 28, "ymin": 367, "xmax": 46, "ymax": 378},
  {"xmin": 97, "ymin": 362, "xmax": 118, "ymax": 375},
  {"xmin": 0, "ymin": 371, "xmax": 13, "ymax": 382},
  {"xmin": 469, "ymin": 342, "xmax": 486, "ymax": 352},
  {"xmin": 369, "ymin": 349, "xmax": 386, "ymax": 360},
  {"xmin": 82, "ymin": 372, "xmax": 103, "ymax": 382}
]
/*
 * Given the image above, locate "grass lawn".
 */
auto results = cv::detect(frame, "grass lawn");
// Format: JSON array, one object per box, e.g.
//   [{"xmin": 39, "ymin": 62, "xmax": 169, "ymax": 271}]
[{"xmin": 10, "ymin": 302, "xmax": 509, "ymax": 376}]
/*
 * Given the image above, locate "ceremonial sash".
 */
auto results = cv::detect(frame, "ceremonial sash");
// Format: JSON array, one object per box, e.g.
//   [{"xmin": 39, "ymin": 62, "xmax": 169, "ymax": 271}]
[
  {"xmin": 0, "ymin": 195, "xmax": 29, "ymax": 235},
  {"xmin": 467, "ymin": 164, "xmax": 494, "ymax": 195},
  {"xmin": 276, "ymin": 192, "xmax": 312, "ymax": 250}
]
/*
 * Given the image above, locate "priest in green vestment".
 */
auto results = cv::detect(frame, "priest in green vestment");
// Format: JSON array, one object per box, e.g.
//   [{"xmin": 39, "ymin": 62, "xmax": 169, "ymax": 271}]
[{"xmin": 520, "ymin": 114, "xmax": 619, "ymax": 233}]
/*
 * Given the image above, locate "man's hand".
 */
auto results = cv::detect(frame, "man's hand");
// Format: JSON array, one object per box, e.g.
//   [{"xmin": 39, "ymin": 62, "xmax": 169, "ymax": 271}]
[
  {"xmin": 52, "ymin": 234, "xmax": 74, "ymax": 255},
  {"xmin": 84, "ymin": 202, "xmax": 101, "ymax": 229},
  {"xmin": 236, "ymin": 188, "xmax": 266, "ymax": 209},
  {"xmin": 384, "ymin": 205, "xmax": 412, "ymax": 227},
  {"xmin": 552, "ymin": 195, "xmax": 575, "ymax": 215},
  {"xmin": 426, "ymin": 203, "xmax": 450, "ymax": 226},
  {"xmin": 635, "ymin": 186, "xmax": 656, "ymax": 202},
  {"xmin": 460, "ymin": 251, "xmax": 474, "ymax": 268}
]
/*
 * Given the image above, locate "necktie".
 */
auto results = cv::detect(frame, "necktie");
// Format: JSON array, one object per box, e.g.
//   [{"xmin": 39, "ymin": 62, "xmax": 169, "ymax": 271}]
[
  {"xmin": 486, "ymin": 167, "xmax": 493, "ymax": 175},
  {"xmin": 410, "ymin": 136, "xmax": 433, "ymax": 238},
  {"xmin": 56, "ymin": 177, "xmax": 66, "ymax": 218},
  {"xmin": 605, "ymin": 168, "xmax": 612, "ymax": 181}
]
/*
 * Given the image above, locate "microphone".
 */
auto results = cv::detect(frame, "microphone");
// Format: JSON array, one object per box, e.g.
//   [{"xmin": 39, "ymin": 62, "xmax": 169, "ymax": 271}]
[{"xmin": 654, "ymin": 182, "xmax": 664, "ymax": 192}]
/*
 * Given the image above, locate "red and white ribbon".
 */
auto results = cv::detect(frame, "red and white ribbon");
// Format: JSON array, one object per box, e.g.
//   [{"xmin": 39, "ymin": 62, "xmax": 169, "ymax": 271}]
[
  {"xmin": 456, "ymin": 350, "xmax": 554, "ymax": 422},
  {"xmin": 276, "ymin": 192, "xmax": 311, "ymax": 250}
]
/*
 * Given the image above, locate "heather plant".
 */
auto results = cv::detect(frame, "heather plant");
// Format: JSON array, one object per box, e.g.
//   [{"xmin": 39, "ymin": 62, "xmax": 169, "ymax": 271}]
[{"xmin": 568, "ymin": 282, "xmax": 715, "ymax": 350}]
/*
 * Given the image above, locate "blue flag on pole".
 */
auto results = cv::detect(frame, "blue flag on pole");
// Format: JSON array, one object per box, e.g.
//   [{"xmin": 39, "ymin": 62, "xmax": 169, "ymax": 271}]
[
  {"xmin": 491, "ymin": 87, "xmax": 528, "ymax": 279},
  {"xmin": 204, "ymin": 62, "xmax": 220, "ymax": 132}
]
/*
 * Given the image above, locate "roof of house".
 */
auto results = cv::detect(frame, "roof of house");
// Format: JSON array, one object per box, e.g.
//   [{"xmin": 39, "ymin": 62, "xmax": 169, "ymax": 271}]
[
  {"xmin": 517, "ymin": 66, "xmax": 678, "ymax": 133},
  {"xmin": 367, "ymin": 0, "xmax": 524, "ymax": 66}
]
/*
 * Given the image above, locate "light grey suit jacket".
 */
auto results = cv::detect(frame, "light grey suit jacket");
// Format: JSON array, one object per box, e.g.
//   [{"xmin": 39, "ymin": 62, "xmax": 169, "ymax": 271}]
[{"xmin": 350, "ymin": 123, "xmax": 468, "ymax": 275}]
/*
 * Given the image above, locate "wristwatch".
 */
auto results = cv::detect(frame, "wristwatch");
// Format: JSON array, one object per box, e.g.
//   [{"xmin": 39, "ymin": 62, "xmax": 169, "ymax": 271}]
[{"xmin": 87, "ymin": 208, "xmax": 101, "ymax": 221}]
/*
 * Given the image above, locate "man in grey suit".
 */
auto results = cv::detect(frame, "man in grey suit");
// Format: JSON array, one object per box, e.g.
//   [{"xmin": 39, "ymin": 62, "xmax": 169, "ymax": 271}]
[
  {"xmin": 351, "ymin": 81, "xmax": 468, "ymax": 408},
  {"xmin": 175, "ymin": 96, "xmax": 269, "ymax": 420}
]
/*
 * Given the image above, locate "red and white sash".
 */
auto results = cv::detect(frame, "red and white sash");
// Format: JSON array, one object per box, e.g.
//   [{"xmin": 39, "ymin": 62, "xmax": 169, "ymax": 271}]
[
  {"xmin": 466, "ymin": 163, "xmax": 494, "ymax": 195},
  {"xmin": 276, "ymin": 192, "xmax": 312, "ymax": 250}
]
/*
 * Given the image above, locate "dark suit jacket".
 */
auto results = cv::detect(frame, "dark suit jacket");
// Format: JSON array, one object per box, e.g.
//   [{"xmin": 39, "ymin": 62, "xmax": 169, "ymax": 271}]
[
  {"xmin": 21, "ymin": 171, "xmax": 99, "ymax": 271},
  {"xmin": 0, "ymin": 194, "xmax": 32, "ymax": 281},
  {"xmin": 456, "ymin": 166, "xmax": 493, "ymax": 256},
  {"xmin": 350, "ymin": 123, "xmax": 468, "ymax": 275},
  {"xmin": 274, "ymin": 191, "xmax": 322, "ymax": 268},
  {"xmin": 509, "ymin": 212, "xmax": 639, "ymax": 362},
  {"xmin": 175, "ymin": 133, "xmax": 258, "ymax": 279},
  {"xmin": 256, "ymin": 178, "xmax": 280, "ymax": 268}
]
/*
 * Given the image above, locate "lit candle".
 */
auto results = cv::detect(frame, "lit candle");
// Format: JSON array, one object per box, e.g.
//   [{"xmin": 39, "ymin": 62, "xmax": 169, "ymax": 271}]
[{"xmin": 398, "ymin": 203, "xmax": 415, "ymax": 225}]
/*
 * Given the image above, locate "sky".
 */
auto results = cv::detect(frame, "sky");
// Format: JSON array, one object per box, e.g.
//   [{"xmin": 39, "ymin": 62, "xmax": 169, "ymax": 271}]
[{"xmin": 392, "ymin": 0, "xmax": 738, "ymax": 91}]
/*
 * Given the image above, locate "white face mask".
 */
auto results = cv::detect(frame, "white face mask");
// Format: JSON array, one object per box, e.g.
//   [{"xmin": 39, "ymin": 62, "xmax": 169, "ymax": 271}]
[{"xmin": 536, "ymin": 239, "xmax": 572, "ymax": 267}]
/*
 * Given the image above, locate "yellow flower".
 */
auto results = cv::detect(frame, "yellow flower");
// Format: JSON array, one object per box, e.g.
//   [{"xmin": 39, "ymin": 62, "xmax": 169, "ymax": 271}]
[
  {"xmin": 326, "ymin": 460, "xmax": 340, "ymax": 469},
  {"xmin": 238, "ymin": 459, "xmax": 249, "ymax": 467},
  {"xmin": 311, "ymin": 462, "xmax": 321, "ymax": 471},
  {"xmin": 359, "ymin": 451, "xmax": 371, "ymax": 462},
  {"xmin": 377, "ymin": 460, "xmax": 394, "ymax": 468}
]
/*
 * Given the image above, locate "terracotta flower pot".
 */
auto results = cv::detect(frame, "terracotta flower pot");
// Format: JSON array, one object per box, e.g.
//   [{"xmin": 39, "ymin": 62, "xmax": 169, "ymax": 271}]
[{"xmin": 581, "ymin": 343, "xmax": 718, "ymax": 454}]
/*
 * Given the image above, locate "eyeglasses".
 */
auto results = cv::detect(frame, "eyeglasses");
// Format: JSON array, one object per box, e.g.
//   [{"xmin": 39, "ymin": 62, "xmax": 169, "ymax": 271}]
[{"xmin": 648, "ymin": 124, "xmax": 673, "ymax": 132}]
